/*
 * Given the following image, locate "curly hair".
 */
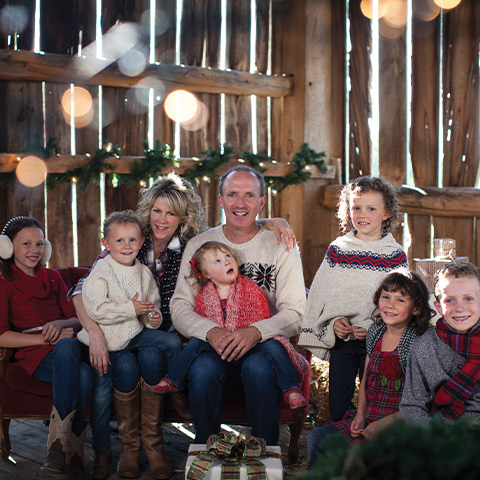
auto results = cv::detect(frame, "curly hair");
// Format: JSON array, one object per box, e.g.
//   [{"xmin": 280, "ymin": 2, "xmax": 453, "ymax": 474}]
[
  {"xmin": 103, "ymin": 210, "xmax": 145, "ymax": 238},
  {"xmin": 337, "ymin": 176, "xmax": 400, "ymax": 234},
  {"xmin": 0, "ymin": 217, "xmax": 46, "ymax": 278},
  {"xmin": 188, "ymin": 241, "xmax": 238, "ymax": 287},
  {"xmin": 372, "ymin": 268, "xmax": 433, "ymax": 335},
  {"xmin": 136, "ymin": 173, "xmax": 207, "ymax": 243},
  {"xmin": 434, "ymin": 262, "xmax": 480, "ymax": 300}
]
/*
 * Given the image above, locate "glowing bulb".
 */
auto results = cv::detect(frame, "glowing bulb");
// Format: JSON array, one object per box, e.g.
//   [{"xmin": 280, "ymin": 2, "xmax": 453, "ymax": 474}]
[{"xmin": 164, "ymin": 90, "xmax": 199, "ymax": 123}]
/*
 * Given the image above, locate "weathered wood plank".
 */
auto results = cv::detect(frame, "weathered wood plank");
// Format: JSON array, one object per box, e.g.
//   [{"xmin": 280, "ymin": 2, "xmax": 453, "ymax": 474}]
[
  {"xmin": 432, "ymin": 216, "xmax": 474, "ymax": 260},
  {"xmin": 0, "ymin": 49, "xmax": 293, "ymax": 98},
  {"xmin": 442, "ymin": 0, "xmax": 480, "ymax": 187},
  {"xmin": 379, "ymin": 30, "xmax": 406, "ymax": 184},
  {"xmin": 348, "ymin": 0, "xmax": 371, "ymax": 178},
  {"xmin": 0, "ymin": 0, "xmax": 35, "ymax": 50},
  {"xmin": 408, "ymin": 214, "xmax": 432, "ymax": 264},
  {"xmin": 320, "ymin": 184, "xmax": 480, "ymax": 218}
]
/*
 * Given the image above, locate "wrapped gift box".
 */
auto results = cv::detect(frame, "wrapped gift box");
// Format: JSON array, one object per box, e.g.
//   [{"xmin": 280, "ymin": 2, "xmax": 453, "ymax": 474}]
[{"xmin": 185, "ymin": 444, "xmax": 283, "ymax": 480}]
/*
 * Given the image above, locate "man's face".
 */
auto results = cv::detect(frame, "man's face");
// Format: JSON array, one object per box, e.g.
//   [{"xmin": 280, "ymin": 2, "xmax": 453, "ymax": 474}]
[
  {"xmin": 219, "ymin": 171, "xmax": 266, "ymax": 232},
  {"xmin": 435, "ymin": 276, "xmax": 480, "ymax": 333}
]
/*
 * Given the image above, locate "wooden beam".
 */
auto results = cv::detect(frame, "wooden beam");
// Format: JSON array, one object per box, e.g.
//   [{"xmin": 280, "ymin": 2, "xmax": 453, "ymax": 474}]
[
  {"xmin": 0, "ymin": 49, "xmax": 292, "ymax": 98},
  {"xmin": 0, "ymin": 153, "xmax": 336, "ymax": 179},
  {"xmin": 319, "ymin": 184, "xmax": 480, "ymax": 218}
]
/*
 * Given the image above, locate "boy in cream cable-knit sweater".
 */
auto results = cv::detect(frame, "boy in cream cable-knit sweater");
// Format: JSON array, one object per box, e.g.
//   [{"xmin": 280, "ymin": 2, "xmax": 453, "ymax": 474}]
[
  {"xmin": 79, "ymin": 210, "xmax": 181, "ymax": 476},
  {"xmin": 299, "ymin": 177, "xmax": 408, "ymax": 421}
]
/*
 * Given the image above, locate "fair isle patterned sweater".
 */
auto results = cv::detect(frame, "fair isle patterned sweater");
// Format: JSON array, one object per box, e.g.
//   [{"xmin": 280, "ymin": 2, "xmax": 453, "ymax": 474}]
[{"xmin": 299, "ymin": 231, "xmax": 407, "ymax": 360}]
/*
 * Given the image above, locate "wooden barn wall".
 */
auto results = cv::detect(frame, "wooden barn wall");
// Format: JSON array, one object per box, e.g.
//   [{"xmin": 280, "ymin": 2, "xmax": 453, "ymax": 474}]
[{"xmin": 0, "ymin": 0, "xmax": 300, "ymax": 270}]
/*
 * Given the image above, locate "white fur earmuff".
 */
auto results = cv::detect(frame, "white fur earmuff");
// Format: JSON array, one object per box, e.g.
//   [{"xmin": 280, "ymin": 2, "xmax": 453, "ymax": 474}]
[{"xmin": 0, "ymin": 235, "xmax": 14, "ymax": 260}]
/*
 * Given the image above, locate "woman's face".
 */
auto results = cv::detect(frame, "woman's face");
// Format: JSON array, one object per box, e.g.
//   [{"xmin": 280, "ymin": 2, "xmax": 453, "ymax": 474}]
[
  {"xmin": 149, "ymin": 196, "xmax": 181, "ymax": 246},
  {"xmin": 12, "ymin": 226, "xmax": 45, "ymax": 275}
]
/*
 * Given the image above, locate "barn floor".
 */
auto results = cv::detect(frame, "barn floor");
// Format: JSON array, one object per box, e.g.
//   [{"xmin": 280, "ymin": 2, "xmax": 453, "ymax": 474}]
[{"xmin": 1, "ymin": 418, "xmax": 310, "ymax": 479}]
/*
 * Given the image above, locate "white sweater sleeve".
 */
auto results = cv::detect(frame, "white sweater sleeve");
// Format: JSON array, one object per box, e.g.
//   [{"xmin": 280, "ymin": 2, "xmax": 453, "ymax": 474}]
[{"xmin": 82, "ymin": 264, "xmax": 137, "ymax": 324}]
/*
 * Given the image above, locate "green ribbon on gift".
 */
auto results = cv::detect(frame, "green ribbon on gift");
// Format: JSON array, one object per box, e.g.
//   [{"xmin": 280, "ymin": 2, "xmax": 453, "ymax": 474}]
[{"xmin": 187, "ymin": 432, "xmax": 281, "ymax": 480}]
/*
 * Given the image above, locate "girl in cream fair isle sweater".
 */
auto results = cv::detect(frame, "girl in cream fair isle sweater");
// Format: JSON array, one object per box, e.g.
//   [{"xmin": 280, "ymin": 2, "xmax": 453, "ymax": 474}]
[{"xmin": 299, "ymin": 177, "xmax": 408, "ymax": 421}]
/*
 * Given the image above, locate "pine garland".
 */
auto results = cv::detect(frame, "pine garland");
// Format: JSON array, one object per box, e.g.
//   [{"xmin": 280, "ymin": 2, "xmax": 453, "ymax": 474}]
[{"xmin": 3, "ymin": 139, "xmax": 327, "ymax": 193}]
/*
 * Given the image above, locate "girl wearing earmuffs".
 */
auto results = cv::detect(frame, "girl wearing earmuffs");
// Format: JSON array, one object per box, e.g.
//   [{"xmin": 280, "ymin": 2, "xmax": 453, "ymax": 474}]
[{"xmin": 0, "ymin": 216, "xmax": 93, "ymax": 479}]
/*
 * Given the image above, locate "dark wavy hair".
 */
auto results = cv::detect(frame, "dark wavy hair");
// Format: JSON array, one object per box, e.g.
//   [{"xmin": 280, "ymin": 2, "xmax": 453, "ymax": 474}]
[{"xmin": 372, "ymin": 268, "xmax": 433, "ymax": 335}]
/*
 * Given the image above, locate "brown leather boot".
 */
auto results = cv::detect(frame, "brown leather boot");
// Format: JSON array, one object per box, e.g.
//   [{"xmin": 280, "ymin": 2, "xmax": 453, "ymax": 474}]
[
  {"xmin": 42, "ymin": 406, "xmax": 75, "ymax": 473},
  {"xmin": 140, "ymin": 379, "xmax": 174, "ymax": 479},
  {"xmin": 113, "ymin": 384, "xmax": 141, "ymax": 478},
  {"xmin": 65, "ymin": 427, "xmax": 87, "ymax": 480},
  {"xmin": 92, "ymin": 449, "xmax": 112, "ymax": 480}
]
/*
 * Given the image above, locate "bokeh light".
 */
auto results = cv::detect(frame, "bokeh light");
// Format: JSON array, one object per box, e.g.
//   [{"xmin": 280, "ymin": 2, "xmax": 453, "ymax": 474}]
[
  {"xmin": 414, "ymin": 0, "xmax": 441, "ymax": 21},
  {"xmin": 118, "ymin": 47, "xmax": 147, "ymax": 77},
  {"xmin": 16, "ymin": 156, "xmax": 47, "ymax": 188},
  {"xmin": 0, "ymin": 5, "xmax": 28, "ymax": 35},
  {"xmin": 164, "ymin": 90, "xmax": 199, "ymax": 124},
  {"xmin": 180, "ymin": 100, "xmax": 209, "ymax": 131},
  {"xmin": 379, "ymin": 18, "xmax": 406, "ymax": 39},
  {"xmin": 61, "ymin": 86, "xmax": 93, "ymax": 117},
  {"xmin": 131, "ymin": 76, "xmax": 166, "ymax": 109},
  {"xmin": 433, "ymin": 0, "xmax": 462, "ymax": 8},
  {"xmin": 140, "ymin": 9, "xmax": 171, "ymax": 37},
  {"xmin": 383, "ymin": 0, "xmax": 408, "ymax": 28},
  {"xmin": 360, "ymin": 0, "xmax": 389, "ymax": 19}
]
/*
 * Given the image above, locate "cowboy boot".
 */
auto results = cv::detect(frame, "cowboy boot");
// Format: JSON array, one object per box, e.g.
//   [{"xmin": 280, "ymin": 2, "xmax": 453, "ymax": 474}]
[
  {"xmin": 92, "ymin": 449, "xmax": 112, "ymax": 480},
  {"xmin": 113, "ymin": 384, "xmax": 141, "ymax": 478},
  {"xmin": 42, "ymin": 406, "xmax": 75, "ymax": 473},
  {"xmin": 65, "ymin": 427, "xmax": 87, "ymax": 480},
  {"xmin": 140, "ymin": 379, "xmax": 174, "ymax": 479}
]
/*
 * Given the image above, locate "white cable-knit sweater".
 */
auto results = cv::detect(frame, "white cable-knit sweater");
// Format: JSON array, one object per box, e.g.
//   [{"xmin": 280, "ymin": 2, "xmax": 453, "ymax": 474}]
[
  {"xmin": 299, "ymin": 231, "xmax": 407, "ymax": 360},
  {"xmin": 171, "ymin": 225, "xmax": 306, "ymax": 342},
  {"xmin": 78, "ymin": 255, "xmax": 161, "ymax": 351}
]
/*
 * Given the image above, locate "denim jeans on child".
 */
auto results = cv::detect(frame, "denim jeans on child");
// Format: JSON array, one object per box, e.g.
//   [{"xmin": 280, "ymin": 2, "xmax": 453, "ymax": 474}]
[
  {"xmin": 89, "ymin": 328, "xmax": 181, "ymax": 452},
  {"xmin": 33, "ymin": 338, "xmax": 93, "ymax": 437}
]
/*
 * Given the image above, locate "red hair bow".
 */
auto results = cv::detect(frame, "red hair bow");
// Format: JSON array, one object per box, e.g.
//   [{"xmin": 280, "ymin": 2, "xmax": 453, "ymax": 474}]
[{"xmin": 189, "ymin": 258, "xmax": 202, "ymax": 279}]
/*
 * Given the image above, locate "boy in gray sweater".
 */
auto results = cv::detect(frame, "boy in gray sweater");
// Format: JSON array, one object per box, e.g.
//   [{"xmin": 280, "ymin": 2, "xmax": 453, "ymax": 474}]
[{"xmin": 400, "ymin": 262, "xmax": 480, "ymax": 422}]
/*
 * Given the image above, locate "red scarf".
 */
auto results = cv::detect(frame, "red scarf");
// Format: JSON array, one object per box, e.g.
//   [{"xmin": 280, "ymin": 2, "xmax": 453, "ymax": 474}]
[
  {"xmin": 432, "ymin": 318, "xmax": 480, "ymax": 420},
  {"xmin": 195, "ymin": 275, "xmax": 309, "ymax": 378}
]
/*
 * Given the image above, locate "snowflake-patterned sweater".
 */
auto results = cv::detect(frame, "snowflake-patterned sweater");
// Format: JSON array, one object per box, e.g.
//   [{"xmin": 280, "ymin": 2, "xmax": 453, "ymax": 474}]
[
  {"xmin": 171, "ymin": 225, "xmax": 306, "ymax": 342},
  {"xmin": 298, "ymin": 231, "xmax": 408, "ymax": 360}
]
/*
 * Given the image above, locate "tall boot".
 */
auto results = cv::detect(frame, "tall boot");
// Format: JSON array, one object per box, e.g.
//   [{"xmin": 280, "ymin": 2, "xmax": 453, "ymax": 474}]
[
  {"xmin": 65, "ymin": 427, "xmax": 87, "ymax": 480},
  {"xmin": 140, "ymin": 379, "xmax": 174, "ymax": 479},
  {"xmin": 113, "ymin": 384, "xmax": 141, "ymax": 478},
  {"xmin": 42, "ymin": 406, "xmax": 75, "ymax": 473}
]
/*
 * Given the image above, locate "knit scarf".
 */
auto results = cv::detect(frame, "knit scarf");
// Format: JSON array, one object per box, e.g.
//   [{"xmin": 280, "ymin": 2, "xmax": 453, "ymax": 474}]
[
  {"xmin": 431, "ymin": 318, "xmax": 480, "ymax": 421},
  {"xmin": 195, "ymin": 275, "xmax": 309, "ymax": 378}
]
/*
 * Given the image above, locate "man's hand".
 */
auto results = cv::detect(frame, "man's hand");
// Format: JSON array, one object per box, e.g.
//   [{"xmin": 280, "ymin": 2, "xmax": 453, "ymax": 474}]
[
  {"xmin": 333, "ymin": 318, "xmax": 353, "ymax": 339},
  {"xmin": 206, "ymin": 326, "xmax": 232, "ymax": 355},
  {"xmin": 219, "ymin": 327, "xmax": 262, "ymax": 362},
  {"xmin": 352, "ymin": 326, "xmax": 367, "ymax": 341},
  {"xmin": 88, "ymin": 329, "xmax": 110, "ymax": 375}
]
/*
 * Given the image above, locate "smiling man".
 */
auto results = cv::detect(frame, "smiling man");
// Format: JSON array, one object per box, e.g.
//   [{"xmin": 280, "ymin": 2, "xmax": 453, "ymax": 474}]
[{"xmin": 171, "ymin": 165, "xmax": 306, "ymax": 445}]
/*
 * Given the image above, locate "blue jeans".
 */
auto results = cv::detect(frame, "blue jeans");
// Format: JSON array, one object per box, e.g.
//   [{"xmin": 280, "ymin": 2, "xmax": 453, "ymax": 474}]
[
  {"xmin": 329, "ymin": 338, "xmax": 366, "ymax": 421},
  {"xmin": 90, "ymin": 328, "xmax": 181, "ymax": 452},
  {"xmin": 33, "ymin": 338, "xmax": 93, "ymax": 437},
  {"xmin": 307, "ymin": 423, "xmax": 341, "ymax": 468},
  {"xmin": 187, "ymin": 341, "xmax": 280, "ymax": 444}
]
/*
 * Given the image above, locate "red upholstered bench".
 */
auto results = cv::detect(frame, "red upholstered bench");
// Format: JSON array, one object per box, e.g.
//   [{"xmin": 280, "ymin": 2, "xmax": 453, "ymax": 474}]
[{"xmin": 0, "ymin": 267, "xmax": 310, "ymax": 463}]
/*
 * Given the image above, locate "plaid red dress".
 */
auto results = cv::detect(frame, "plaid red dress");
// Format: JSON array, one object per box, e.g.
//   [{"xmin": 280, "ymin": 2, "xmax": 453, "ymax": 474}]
[{"xmin": 334, "ymin": 331, "xmax": 405, "ymax": 445}]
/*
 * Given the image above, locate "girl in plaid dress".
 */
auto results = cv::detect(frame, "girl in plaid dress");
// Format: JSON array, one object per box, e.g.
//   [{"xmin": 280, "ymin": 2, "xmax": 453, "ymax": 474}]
[{"xmin": 307, "ymin": 269, "xmax": 433, "ymax": 468}]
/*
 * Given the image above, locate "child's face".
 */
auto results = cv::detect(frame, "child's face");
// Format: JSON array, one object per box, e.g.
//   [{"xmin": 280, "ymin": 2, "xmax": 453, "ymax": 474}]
[
  {"xmin": 12, "ymin": 226, "xmax": 45, "ymax": 275},
  {"xmin": 202, "ymin": 249, "xmax": 238, "ymax": 288},
  {"xmin": 102, "ymin": 222, "xmax": 144, "ymax": 266},
  {"xmin": 435, "ymin": 276, "xmax": 480, "ymax": 333},
  {"xmin": 349, "ymin": 190, "xmax": 390, "ymax": 242},
  {"xmin": 378, "ymin": 288, "xmax": 416, "ymax": 329}
]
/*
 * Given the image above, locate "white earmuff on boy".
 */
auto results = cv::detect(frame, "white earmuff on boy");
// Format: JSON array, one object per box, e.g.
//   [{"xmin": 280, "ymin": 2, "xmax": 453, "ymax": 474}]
[{"xmin": 0, "ymin": 216, "xmax": 52, "ymax": 265}]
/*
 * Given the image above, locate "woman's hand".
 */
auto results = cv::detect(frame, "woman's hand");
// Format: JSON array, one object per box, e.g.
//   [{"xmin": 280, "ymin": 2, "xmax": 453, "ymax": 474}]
[
  {"xmin": 131, "ymin": 292, "xmax": 156, "ymax": 316},
  {"xmin": 51, "ymin": 327, "xmax": 75, "ymax": 343},
  {"xmin": 333, "ymin": 318, "xmax": 353, "ymax": 339},
  {"xmin": 259, "ymin": 217, "xmax": 297, "ymax": 252}
]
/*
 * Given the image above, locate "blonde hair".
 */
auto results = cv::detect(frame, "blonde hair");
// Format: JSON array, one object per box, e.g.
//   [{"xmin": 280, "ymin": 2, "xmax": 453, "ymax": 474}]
[
  {"xmin": 434, "ymin": 262, "xmax": 480, "ymax": 300},
  {"xmin": 337, "ymin": 176, "xmax": 400, "ymax": 234},
  {"xmin": 103, "ymin": 210, "xmax": 145, "ymax": 238},
  {"xmin": 137, "ymin": 173, "xmax": 207, "ymax": 242},
  {"xmin": 189, "ymin": 241, "xmax": 238, "ymax": 287}
]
